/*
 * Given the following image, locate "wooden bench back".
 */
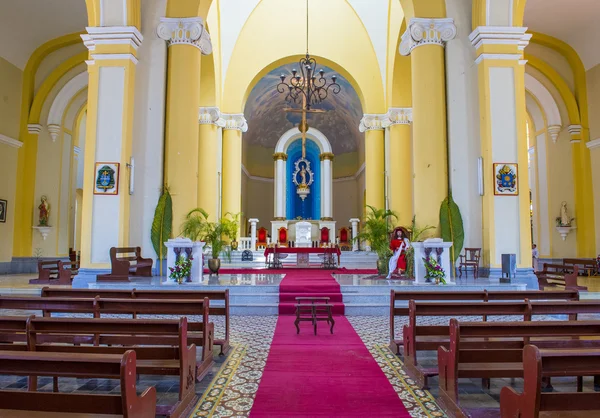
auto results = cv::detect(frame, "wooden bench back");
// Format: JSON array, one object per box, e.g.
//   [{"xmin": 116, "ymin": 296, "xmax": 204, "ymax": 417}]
[
  {"xmin": 0, "ymin": 316, "xmax": 31, "ymax": 347},
  {"xmin": 0, "ymin": 349, "xmax": 156, "ymax": 417},
  {"xmin": 500, "ymin": 345, "xmax": 600, "ymax": 418}
]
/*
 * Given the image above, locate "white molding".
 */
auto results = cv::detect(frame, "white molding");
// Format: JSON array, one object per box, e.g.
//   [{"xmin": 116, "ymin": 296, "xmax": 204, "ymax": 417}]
[
  {"xmin": 474, "ymin": 53, "xmax": 522, "ymax": 65},
  {"xmin": 198, "ymin": 107, "xmax": 225, "ymax": 127},
  {"xmin": 525, "ymin": 73, "xmax": 562, "ymax": 129},
  {"xmin": 81, "ymin": 26, "xmax": 143, "ymax": 52},
  {"xmin": 469, "ymin": 26, "xmax": 530, "ymax": 50},
  {"xmin": 27, "ymin": 124, "xmax": 42, "ymax": 135},
  {"xmin": 274, "ymin": 127, "xmax": 332, "ymax": 154},
  {"xmin": 73, "ymin": 145, "xmax": 82, "ymax": 155},
  {"xmin": 386, "ymin": 108, "xmax": 413, "ymax": 125},
  {"xmin": 157, "ymin": 17, "xmax": 212, "ymax": 55},
  {"xmin": 359, "ymin": 114, "xmax": 388, "ymax": 132},
  {"xmin": 587, "ymin": 138, "xmax": 600, "ymax": 150},
  {"xmin": 547, "ymin": 125, "xmax": 561, "ymax": 143},
  {"xmin": 91, "ymin": 53, "xmax": 139, "ymax": 64},
  {"xmin": 242, "ymin": 165, "xmax": 274, "ymax": 183},
  {"xmin": 333, "ymin": 162, "xmax": 366, "ymax": 183},
  {"xmin": 47, "ymin": 72, "xmax": 88, "ymax": 129},
  {"xmin": 400, "ymin": 18, "xmax": 456, "ymax": 56},
  {"xmin": 0, "ymin": 133, "xmax": 22, "ymax": 148},
  {"xmin": 221, "ymin": 113, "xmax": 248, "ymax": 132}
]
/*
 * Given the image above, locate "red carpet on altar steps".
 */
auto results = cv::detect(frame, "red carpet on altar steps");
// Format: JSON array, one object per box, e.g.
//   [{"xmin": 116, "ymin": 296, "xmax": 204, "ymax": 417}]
[
  {"xmin": 250, "ymin": 315, "xmax": 410, "ymax": 417},
  {"xmin": 278, "ymin": 270, "xmax": 346, "ymax": 315}
]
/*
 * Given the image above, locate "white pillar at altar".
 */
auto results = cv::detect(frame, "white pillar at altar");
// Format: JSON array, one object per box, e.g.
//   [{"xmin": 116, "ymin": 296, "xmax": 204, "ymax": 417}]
[
  {"xmin": 320, "ymin": 152, "xmax": 334, "ymax": 220},
  {"xmin": 273, "ymin": 153, "xmax": 287, "ymax": 220},
  {"xmin": 350, "ymin": 218, "xmax": 360, "ymax": 251},
  {"xmin": 411, "ymin": 239, "xmax": 454, "ymax": 284},
  {"xmin": 249, "ymin": 218, "xmax": 259, "ymax": 251},
  {"xmin": 165, "ymin": 238, "xmax": 206, "ymax": 282}
]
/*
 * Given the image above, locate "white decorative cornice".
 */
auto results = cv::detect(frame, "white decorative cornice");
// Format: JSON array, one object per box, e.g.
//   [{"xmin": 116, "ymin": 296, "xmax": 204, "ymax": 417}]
[
  {"xmin": 81, "ymin": 26, "xmax": 142, "ymax": 65},
  {"xmin": 242, "ymin": 165, "xmax": 273, "ymax": 183},
  {"xmin": 73, "ymin": 146, "xmax": 82, "ymax": 156},
  {"xmin": 547, "ymin": 125, "xmax": 561, "ymax": 143},
  {"xmin": 359, "ymin": 114, "xmax": 389, "ymax": 132},
  {"xmin": 47, "ymin": 124, "xmax": 61, "ymax": 142},
  {"xmin": 386, "ymin": 108, "xmax": 413, "ymax": 125},
  {"xmin": 221, "ymin": 113, "xmax": 248, "ymax": 132},
  {"xmin": 568, "ymin": 125, "xmax": 582, "ymax": 139},
  {"xmin": 157, "ymin": 17, "xmax": 212, "ymax": 55},
  {"xmin": 469, "ymin": 26, "xmax": 530, "ymax": 50},
  {"xmin": 400, "ymin": 18, "xmax": 456, "ymax": 56},
  {"xmin": 0, "ymin": 133, "xmax": 23, "ymax": 148},
  {"xmin": 198, "ymin": 107, "xmax": 226, "ymax": 127},
  {"xmin": 587, "ymin": 138, "xmax": 600, "ymax": 151},
  {"xmin": 27, "ymin": 124, "xmax": 42, "ymax": 135}
]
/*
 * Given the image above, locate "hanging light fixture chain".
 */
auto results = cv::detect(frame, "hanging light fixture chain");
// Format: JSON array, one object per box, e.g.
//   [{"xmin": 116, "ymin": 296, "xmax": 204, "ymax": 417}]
[{"xmin": 306, "ymin": 0, "xmax": 309, "ymax": 56}]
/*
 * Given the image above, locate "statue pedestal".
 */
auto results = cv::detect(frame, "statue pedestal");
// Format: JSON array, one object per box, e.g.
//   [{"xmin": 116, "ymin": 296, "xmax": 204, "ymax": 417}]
[
  {"xmin": 411, "ymin": 239, "xmax": 454, "ymax": 284},
  {"xmin": 164, "ymin": 238, "xmax": 205, "ymax": 282},
  {"xmin": 295, "ymin": 221, "xmax": 312, "ymax": 248}
]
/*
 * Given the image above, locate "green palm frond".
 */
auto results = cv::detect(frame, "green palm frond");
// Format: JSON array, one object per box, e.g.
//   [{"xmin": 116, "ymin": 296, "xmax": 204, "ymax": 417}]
[
  {"xmin": 440, "ymin": 194, "xmax": 465, "ymax": 264},
  {"xmin": 150, "ymin": 187, "xmax": 173, "ymax": 260}
]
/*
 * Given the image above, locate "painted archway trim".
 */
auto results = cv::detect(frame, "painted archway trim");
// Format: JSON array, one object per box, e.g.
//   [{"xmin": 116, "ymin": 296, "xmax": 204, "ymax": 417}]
[
  {"xmin": 47, "ymin": 72, "xmax": 89, "ymax": 138},
  {"xmin": 275, "ymin": 127, "xmax": 332, "ymax": 155},
  {"xmin": 524, "ymin": 73, "xmax": 561, "ymax": 129}
]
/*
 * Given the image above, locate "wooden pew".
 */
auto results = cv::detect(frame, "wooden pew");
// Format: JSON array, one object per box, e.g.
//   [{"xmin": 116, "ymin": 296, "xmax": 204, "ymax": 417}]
[
  {"xmin": 389, "ymin": 289, "xmax": 580, "ymax": 353},
  {"xmin": 500, "ymin": 345, "xmax": 600, "ymax": 418},
  {"xmin": 403, "ymin": 300, "xmax": 600, "ymax": 388},
  {"xmin": 0, "ymin": 316, "xmax": 30, "ymax": 350},
  {"xmin": 0, "ymin": 296, "xmax": 215, "ymax": 380},
  {"xmin": 535, "ymin": 263, "xmax": 586, "ymax": 290},
  {"xmin": 0, "ymin": 350, "xmax": 156, "ymax": 418},
  {"xmin": 564, "ymin": 257, "xmax": 599, "ymax": 276},
  {"xmin": 41, "ymin": 287, "xmax": 231, "ymax": 355},
  {"xmin": 437, "ymin": 320, "xmax": 600, "ymax": 418},
  {"xmin": 28, "ymin": 316, "xmax": 198, "ymax": 418},
  {"xmin": 97, "ymin": 246, "xmax": 153, "ymax": 281},
  {"xmin": 29, "ymin": 260, "xmax": 74, "ymax": 285}
]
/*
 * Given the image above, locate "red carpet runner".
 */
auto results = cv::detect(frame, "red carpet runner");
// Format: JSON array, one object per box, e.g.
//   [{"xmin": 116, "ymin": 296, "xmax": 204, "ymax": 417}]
[
  {"xmin": 250, "ymin": 315, "xmax": 411, "ymax": 417},
  {"xmin": 278, "ymin": 270, "xmax": 346, "ymax": 315}
]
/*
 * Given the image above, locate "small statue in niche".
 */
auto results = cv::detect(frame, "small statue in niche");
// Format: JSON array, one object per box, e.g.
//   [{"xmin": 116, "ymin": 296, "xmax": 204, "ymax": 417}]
[
  {"xmin": 557, "ymin": 201, "xmax": 573, "ymax": 227},
  {"xmin": 38, "ymin": 196, "xmax": 50, "ymax": 226}
]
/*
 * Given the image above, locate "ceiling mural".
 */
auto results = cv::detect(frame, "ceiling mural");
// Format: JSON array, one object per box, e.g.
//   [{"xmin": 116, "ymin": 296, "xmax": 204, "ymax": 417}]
[{"xmin": 243, "ymin": 63, "xmax": 363, "ymax": 155}]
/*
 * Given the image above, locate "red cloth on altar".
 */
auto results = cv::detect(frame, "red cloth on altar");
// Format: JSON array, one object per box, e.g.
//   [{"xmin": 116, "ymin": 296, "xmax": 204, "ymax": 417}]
[{"xmin": 390, "ymin": 239, "xmax": 407, "ymax": 271}]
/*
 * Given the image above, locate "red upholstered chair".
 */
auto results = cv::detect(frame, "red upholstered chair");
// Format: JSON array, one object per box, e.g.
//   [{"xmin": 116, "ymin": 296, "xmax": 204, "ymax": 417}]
[
  {"xmin": 320, "ymin": 227, "xmax": 330, "ymax": 247},
  {"xmin": 278, "ymin": 227, "xmax": 288, "ymax": 247},
  {"xmin": 338, "ymin": 227, "xmax": 351, "ymax": 251},
  {"xmin": 257, "ymin": 227, "xmax": 268, "ymax": 249}
]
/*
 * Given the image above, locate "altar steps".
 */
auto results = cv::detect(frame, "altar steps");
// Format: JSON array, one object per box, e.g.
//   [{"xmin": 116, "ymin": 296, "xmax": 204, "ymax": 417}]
[{"xmin": 219, "ymin": 251, "xmax": 378, "ymax": 270}]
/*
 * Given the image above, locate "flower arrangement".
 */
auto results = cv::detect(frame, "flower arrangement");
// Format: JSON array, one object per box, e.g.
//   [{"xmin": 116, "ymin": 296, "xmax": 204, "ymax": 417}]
[
  {"xmin": 422, "ymin": 255, "xmax": 446, "ymax": 284},
  {"xmin": 169, "ymin": 256, "xmax": 193, "ymax": 284}
]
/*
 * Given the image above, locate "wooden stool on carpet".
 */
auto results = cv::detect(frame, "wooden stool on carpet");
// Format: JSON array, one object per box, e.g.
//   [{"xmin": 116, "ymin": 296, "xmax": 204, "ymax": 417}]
[{"xmin": 294, "ymin": 297, "xmax": 335, "ymax": 335}]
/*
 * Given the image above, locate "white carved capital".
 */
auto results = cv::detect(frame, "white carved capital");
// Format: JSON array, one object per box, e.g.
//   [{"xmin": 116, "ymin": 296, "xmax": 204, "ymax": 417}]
[
  {"xmin": 157, "ymin": 17, "xmax": 212, "ymax": 55},
  {"xmin": 547, "ymin": 125, "xmax": 561, "ymax": 143},
  {"xmin": 359, "ymin": 114, "xmax": 389, "ymax": 132},
  {"xmin": 221, "ymin": 113, "xmax": 248, "ymax": 132},
  {"xmin": 47, "ymin": 124, "xmax": 61, "ymax": 142},
  {"xmin": 400, "ymin": 18, "xmax": 456, "ymax": 56},
  {"xmin": 198, "ymin": 107, "xmax": 225, "ymax": 127},
  {"xmin": 386, "ymin": 108, "xmax": 413, "ymax": 125},
  {"xmin": 27, "ymin": 124, "xmax": 42, "ymax": 135}
]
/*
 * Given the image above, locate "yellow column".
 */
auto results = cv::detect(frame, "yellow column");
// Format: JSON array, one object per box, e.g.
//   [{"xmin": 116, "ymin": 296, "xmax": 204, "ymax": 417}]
[
  {"xmin": 360, "ymin": 115, "xmax": 385, "ymax": 210},
  {"xmin": 400, "ymin": 18, "xmax": 456, "ymax": 232},
  {"xmin": 221, "ymin": 114, "xmax": 247, "ymax": 239},
  {"xmin": 198, "ymin": 107, "xmax": 222, "ymax": 219},
  {"xmin": 470, "ymin": 26, "xmax": 532, "ymax": 270},
  {"xmin": 158, "ymin": 17, "xmax": 212, "ymax": 229},
  {"xmin": 78, "ymin": 27, "xmax": 142, "ymax": 269},
  {"xmin": 387, "ymin": 108, "xmax": 413, "ymax": 226}
]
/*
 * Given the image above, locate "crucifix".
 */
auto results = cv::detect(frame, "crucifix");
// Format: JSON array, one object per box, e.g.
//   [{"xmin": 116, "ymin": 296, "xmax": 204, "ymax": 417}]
[{"xmin": 284, "ymin": 94, "xmax": 324, "ymax": 159}]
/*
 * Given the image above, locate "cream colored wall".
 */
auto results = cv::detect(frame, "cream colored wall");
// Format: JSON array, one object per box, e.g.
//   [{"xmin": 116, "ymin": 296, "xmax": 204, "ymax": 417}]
[
  {"xmin": 586, "ymin": 63, "xmax": 600, "ymax": 253},
  {"xmin": 244, "ymin": 176, "xmax": 274, "ymax": 234},
  {"xmin": 34, "ymin": 43, "xmax": 87, "ymax": 93},
  {"xmin": 244, "ymin": 145, "xmax": 275, "ymax": 178},
  {"xmin": 333, "ymin": 179, "xmax": 359, "ymax": 229},
  {"xmin": 0, "ymin": 57, "xmax": 23, "ymax": 262},
  {"xmin": 332, "ymin": 152, "xmax": 358, "ymax": 178}
]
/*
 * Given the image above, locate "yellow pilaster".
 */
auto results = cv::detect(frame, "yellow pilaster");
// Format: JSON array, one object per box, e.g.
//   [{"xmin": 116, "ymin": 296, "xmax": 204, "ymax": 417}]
[
  {"xmin": 197, "ymin": 108, "xmax": 221, "ymax": 219},
  {"xmin": 360, "ymin": 115, "xmax": 385, "ymax": 210},
  {"xmin": 79, "ymin": 27, "xmax": 142, "ymax": 268},
  {"xmin": 470, "ymin": 26, "xmax": 533, "ymax": 269},
  {"xmin": 400, "ymin": 18, "xmax": 456, "ymax": 232},
  {"xmin": 221, "ymin": 114, "xmax": 247, "ymax": 239},
  {"xmin": 387, "ymin": 108, "xmax": 413, "ymax": 226},
  {"xmin": 158, "ymin": 17, "xmax": 213, "ymax": 230}
]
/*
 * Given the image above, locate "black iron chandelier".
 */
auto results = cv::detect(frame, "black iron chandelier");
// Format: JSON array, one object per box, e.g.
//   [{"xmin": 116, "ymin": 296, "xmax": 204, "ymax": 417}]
[{"xmin": 276, "ymin": 0, "xmax": 341, "ymax": 112}]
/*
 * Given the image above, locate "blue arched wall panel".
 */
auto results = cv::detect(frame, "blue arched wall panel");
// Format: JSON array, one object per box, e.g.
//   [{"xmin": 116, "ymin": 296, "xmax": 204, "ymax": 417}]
[{"xmin": 286, "ymin": 139, "xmax": 321, "ymax": 220}]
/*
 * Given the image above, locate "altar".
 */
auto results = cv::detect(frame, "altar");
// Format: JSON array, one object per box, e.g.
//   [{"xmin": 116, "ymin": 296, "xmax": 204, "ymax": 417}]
[{"xmin": 270, "ymin": 219, "xmax": 337, "ymax": 246}]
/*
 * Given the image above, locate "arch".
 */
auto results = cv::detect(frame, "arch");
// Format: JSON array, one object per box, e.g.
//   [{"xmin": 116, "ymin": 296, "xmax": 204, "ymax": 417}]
[
  {"xmin": 47, "ymin": 72, "xmax": 89, "ymax": 131},
  {"xmin": 525, "ymin": 54, "xmax": 580, "ymax": 125},
  {"xmin": 85, "ymin": 0, "xmax": 141, "ymax": 28},
  {"xmin": 221, "ymin": 0, "xmax": 384, "ymax": 113},
  {"xmin": 28, "ymin": 51, "xmax": 88, "ymax": 124},
  {"xmin": 524, "ymin": 73, "xmax": 561, "ymax": 129},
  {"xmin": 398, "ymin": 0, "xmax": 446, "ymax": 20},
  {"xmin": 472, "ymin": 0, "xmax": 527, "ymax": 29},
  {"xmin": 275, "ymin": 127, "xmax": 332, "ymax": 155},
  {"xmin": 166, "ymin": 0, "xmax": 212, "ymax": 19}
]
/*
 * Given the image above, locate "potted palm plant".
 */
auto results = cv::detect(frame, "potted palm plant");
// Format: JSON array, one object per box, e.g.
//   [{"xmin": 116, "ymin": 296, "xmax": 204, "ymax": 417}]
[
  {"xmin": 354, "ymin": 206, "xmax": 397, "ymax": 274},
  {"xmin": 180, "ymin": 208, "xmax": 231, "ymax": 275},
  {"xmin": 222, "ymin": 212, "xmax": 242, "ymax": 251}
]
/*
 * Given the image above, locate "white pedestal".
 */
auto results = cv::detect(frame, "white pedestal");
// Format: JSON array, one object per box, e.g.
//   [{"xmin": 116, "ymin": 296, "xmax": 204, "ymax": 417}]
[
  {"xmin": 350, "ymin": 218, "xmax": 360, "ymax": 251},
  {"xmin": 165, "ymin": 238, "xmax": 206, "ymax": 283},
  {"xmin": 249, "ymin": 218, "xmax": 259, "ymax": 250},
  {"xmin": 295, "ymin": 221, "xmax": 312, "ymax": 248},
  {"xmin": 318, "ymin": 220, "xmax": 336, "ymax": 244},
  {"xmin": 411, "ymin": 239, "xmax": 454, "ymax": 284}
]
